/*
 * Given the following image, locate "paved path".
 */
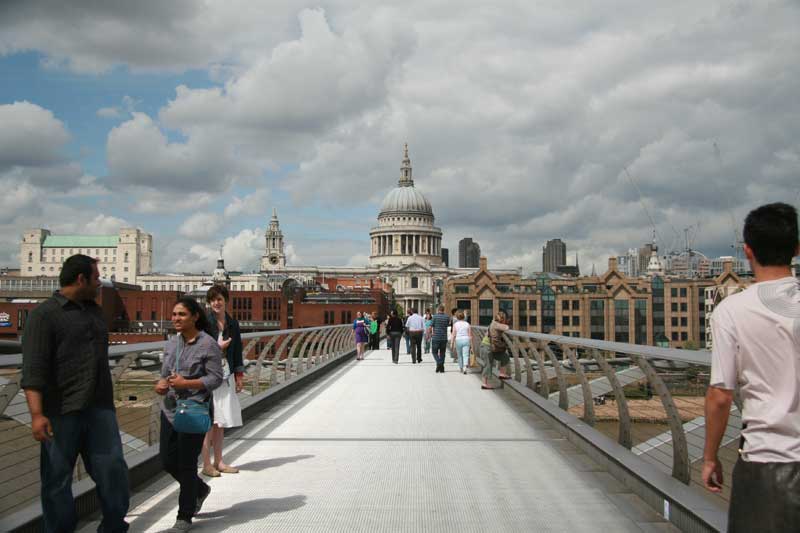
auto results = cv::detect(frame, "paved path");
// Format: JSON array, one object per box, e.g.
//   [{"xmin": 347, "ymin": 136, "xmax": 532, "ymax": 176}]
[{"xmin": 80, "ymin": 349, "xmax": 678, "ymax": 532}]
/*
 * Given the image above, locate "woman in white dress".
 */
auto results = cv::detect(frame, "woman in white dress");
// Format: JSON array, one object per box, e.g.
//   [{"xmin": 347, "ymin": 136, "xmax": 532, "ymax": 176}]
[{"xmin": 201, "ymin": 285, "xmax": 244, "ymax": 477}]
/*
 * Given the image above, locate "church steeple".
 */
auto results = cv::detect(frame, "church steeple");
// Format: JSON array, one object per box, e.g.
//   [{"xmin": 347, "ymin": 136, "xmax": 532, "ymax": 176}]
[
  {"xmin": 399, "ymin": 143, "xmax": 414, "ymax": 187},
  {"xmin": 261, "ymin": 207, "xmax": 286, "ymax": 270}
]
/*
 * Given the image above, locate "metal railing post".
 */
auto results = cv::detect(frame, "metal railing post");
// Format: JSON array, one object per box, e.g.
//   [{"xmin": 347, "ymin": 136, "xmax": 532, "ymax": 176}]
[
  {"xmin": 563, "ymin": 345, "xmax": 595, "ymax": 426},
  {"xmin": 631, "ymin": 354, "xmax": 691, "ymax": 483},
  {"xmin": 592, "ymin": 348, "xmax": 632, "ymax": 449},
  {"xmin": 540, "ymin": 341, "xmax": 569, "ymax": 410}
]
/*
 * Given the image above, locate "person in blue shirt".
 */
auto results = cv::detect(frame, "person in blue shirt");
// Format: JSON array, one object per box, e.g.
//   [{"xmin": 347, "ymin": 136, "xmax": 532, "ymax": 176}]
[{"xmin": 429, "ymin": 305, "xmax": 451, "ymax": 373}]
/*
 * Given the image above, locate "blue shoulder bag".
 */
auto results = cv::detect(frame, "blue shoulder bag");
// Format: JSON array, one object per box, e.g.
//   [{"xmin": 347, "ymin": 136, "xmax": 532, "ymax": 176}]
[{"xmin": 171, "ymin": 336, "xmax": 212, "ymax": 434}]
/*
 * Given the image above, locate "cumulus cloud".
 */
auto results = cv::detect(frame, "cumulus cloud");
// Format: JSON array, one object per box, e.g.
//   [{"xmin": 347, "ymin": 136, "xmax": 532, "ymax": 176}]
[
  {"xmin": 178, "ymin": 212, "xmax": 223, "ymax": 240},
  {"xmin": 2, "ymin": 1, "xmax": 799, "ymax": 273},
  {"xmin": 97, "ymin": 107, "xmax": 121, "ymax": 119},
  {"xmin": 224, "ymin": 189, "xmax": 270, "ymax": 218}
]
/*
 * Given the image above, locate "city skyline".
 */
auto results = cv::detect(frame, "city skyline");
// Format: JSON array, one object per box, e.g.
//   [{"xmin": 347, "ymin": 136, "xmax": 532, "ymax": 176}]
[{"xmin": 1, "ymin": 2, "xmax": 798, "ymax": 276}]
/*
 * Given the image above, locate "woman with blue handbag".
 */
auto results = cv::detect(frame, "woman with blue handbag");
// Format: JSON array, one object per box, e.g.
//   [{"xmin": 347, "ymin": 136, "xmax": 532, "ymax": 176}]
[{"xmin": 155, "ymin": 297, "xmax": 223, "ymax": 532}]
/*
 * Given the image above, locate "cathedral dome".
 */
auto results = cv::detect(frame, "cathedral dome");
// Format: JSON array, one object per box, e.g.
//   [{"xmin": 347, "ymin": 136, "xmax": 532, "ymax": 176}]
[
  {"xmin": 378, "ymin": 143, "xmax": 433, "ymax": 218},
  {"xmin": 379, "ymin": 186, "xmax": 433, "ymax": 217}
]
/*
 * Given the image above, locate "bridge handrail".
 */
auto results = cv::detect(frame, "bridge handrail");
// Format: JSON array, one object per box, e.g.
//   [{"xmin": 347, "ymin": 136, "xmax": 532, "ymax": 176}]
[
  {"xmin": 0, "ymin": 324, "xmax": 356, "ymax": 527},
  {"xmin": 473, "ymin": 325, "xmax": 736, "ymax": 514}
]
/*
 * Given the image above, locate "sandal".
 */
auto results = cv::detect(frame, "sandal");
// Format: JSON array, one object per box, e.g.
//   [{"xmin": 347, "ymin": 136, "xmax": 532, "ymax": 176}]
[
  {"xmin": 201, "ymin": 466, "xmax": 220, "ymax": 477},
  {"xmin": 481, "ymin": 384, "xmax": 495, "ymax": 390},
  {"xmin": 215, "ymin": 464, "xmax": 239, "ymax": 474}
]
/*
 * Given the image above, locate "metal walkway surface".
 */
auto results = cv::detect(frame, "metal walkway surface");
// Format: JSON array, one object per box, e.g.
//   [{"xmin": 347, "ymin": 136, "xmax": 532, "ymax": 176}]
[{"xmin": 78, "ymin": 349, "xmax": 679, "ymax": 532}]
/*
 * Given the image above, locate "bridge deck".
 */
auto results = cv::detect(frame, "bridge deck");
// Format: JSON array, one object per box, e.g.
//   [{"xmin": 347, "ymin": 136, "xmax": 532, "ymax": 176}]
[{"xmin": 79, "ymin": 349, "xmax": 678, "ymax": 532}]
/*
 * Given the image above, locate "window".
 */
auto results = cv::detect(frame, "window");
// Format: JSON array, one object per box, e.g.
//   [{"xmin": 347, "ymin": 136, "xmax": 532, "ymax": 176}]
[
  {"xmin": 590, "ymin": 300, "xmax": 605, "ymax": 340},
  {"xmin": 529, "ymin": 315, "xmax": 537, "ymax": 326},
  {"xmin": 27, "ymin": 252, "xmax": 32, "ymax": 262},
  {"xmin": 411, "ymin": 277, "xmax": 419, "ymax": 289},
  {"xmin": 124, "ymin": 252, "xmax": 129, "ymax": 263},
  {"xmin": 614, "ymin": 300, "xmax": 629, "ymax": 343},
  {"xmin": 562, "ymin": 316, "xmax": 570, "ymax": 326},
  {"xmin": 572, "ymin": 316, "xmax": 580, "ymax": 326},
  {"xmin": 680, "ymin": 288, "xmax": 687, "ymax": 297},
  {"xmin": 562, "ymin": 300, "xmax": 569, "ymax": 310},
  {"xmin": 572, "ymin": 300, "xmax": 580, "ymax": 310},
  {"xmin": 672, "ymin": 332, "xmax": 679, "ymax": 341},
  {"xmin": 680, "ymin": 302, "xmax": 687, "ymax": 312},
  {"xmin": 671, "ymin": 317, "xmax": 678, "ymax": 327},
  {"xmin": 341, "ymin": 310, "xmax": 352, "ymax": 324},
  {"xmin": 151, "ymin": 311, "xmax": 157, "ymax": 320},
  {"xmin": 671, "ymin": 288, "xmax": 678, "ymax": 297},
  {"xmin": 479, "ymin": 299, "xmax": 493, "ymax": 326},
  {"xmin": 681, "ymin": 332, "xmax": 688, "ymax": 341},
  {"xmin": 136, "ymin": 311, "xmax": 141, "ymax": 320},
  {"xmin": 680, "ymin": 317, "xmax": 687, "ymax": 327},
  {"xmin": 529, "ymin": 300, "xmax": 537, "ymax": 311},
  {"xmin": 634, "ymin": 299, "xmax": 647, "ymax": 345},
  {"xmin": 671, "ymin": 302, "xmax": 678, "ymax": 312},
  {"xmin": 454, "ymin": 285, "xmax": 469, "ymax": 294},
  {"xmin": 456, "ymin": 300, "xmax": 471, "ymax": 310},
  {"xmin": 499, "ymin": 300, "xmax": 513, "ymax": 327}
]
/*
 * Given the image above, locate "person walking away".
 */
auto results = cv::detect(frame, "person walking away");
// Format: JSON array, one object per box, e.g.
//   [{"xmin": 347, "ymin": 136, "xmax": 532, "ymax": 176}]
[
  {"xmin": 483, "ymin": 311, "xmax": 512, "ymax": 389},
  {"xmin": 451, "ymin": 311, "xmax": 472, "ymax": 374},
  {"xmin": 201, "ymin": 285, "xmax": 243, "ymax": 478},
  {"xmin": 386, "ymin": 310, "xmax": 405, "ymax": 363},
  {"xmin": 405, "ymin": 308, "xmax": 425, "ymax": 363},
  {"xmin": 429, "ymin": 305, "xmax": 451, "ymax": 373},
  {"xmin": 423, "ymin": 310, "xmax": 433, "ymax": 354},
  {"xmin": 403, "ymin": 309, "xmax": 413, "ymax": 354},
  {"xmin": 449, "ymin": 308, "xmax": 459, "ymax": 362},
  {"xmin": 21, "ymin": 255, "xmax": 130, "ymax": 533},
  {"xmin": 353, "ymin": 311, "xmax": 368, "ymax": 360},
  {"xmin": 702, "ymin": 202, "xmax": 800, "ymax": 532},
  {"xmin": 155, "ymin": 297, "xmax": 223, "ymax": 532}
]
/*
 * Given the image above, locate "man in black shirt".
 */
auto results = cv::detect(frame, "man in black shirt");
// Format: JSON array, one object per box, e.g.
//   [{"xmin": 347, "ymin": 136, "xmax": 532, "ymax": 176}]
[{"xmin": 22, "ymin": 255, "xmax": 129, "ymax": 532}]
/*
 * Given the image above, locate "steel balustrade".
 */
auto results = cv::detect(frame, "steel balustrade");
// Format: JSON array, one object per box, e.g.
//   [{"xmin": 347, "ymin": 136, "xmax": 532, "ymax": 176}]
[
  {"xmin": 472, "ymin": 326, "xmax": 738, "ymax": 498},
  {"xmin": 0, "ymin": 324, "xmax": 355, "ymax": 522}
]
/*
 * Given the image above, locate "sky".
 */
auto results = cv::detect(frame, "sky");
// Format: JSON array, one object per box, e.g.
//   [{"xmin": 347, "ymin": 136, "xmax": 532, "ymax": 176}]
[{"xmin": 0, "ymin": 1, "xmax": 798, "ymax": 275}]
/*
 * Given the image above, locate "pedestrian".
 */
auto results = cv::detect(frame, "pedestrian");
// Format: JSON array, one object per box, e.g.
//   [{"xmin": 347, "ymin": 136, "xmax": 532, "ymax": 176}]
[
  {"xmin": 449, "ymin": 307, "xmax": 459, "ymax": 362},
  {"xmin": 201, "ymin": 285, "xmax": 243, "ymax": 478},
  {"xmin": 451, "ymin": 311, "xmax": 472, "ymax": 374},
  {"xmin": 483, "ymin": 311, "xmax": 512, "ymax": 389},
  {"xmin": 368, "ymin": 312, "xmax": 380, "ymax": 350},
  {"xmin": 353, "ymin": 311, "xmax": 368, "ymax": 360},
  {"xmin": 423, "ymin": 310, "xmax": 433, "ymax": 354},
  {"xmin": 429, "ymin": 305, "xmax": 451, "ymax": 373},
  {"xmin": 370, "ymin": 312, "xmax": 383, "ymax": 350},
  {"xmin": 405, "ymin": 308, "xmax": 425, "ymax": 363},
  {"xmin": 155, "ymin": 297, "xmax": 223, "ymax": 532},
  {"xmin": 386, "ymin": 309, "xmax": 405, "ymax": 364},
  {"xmin": 702, "ymin": 202, "xmax": 800, "ymax": 532},
  {"xmin": 21, "ymin": 254, "xmax": 130, "ymax": 533},
  {"xmin": 403, "ymin": 308, "xmax": 413, "ymax": 354}
]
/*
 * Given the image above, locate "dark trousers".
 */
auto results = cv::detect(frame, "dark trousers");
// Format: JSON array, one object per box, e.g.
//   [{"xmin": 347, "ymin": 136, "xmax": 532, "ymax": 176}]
[
  {"xmin": 369, "ymin": 332, "xmax": 380, "ymax": 350},
  {"xmin": 728, "ymin": 457, "xmax": 800, "ymax": 532},
  {"xmin": 432, "ymin": 339, "xmax": 447, "ymax": 369},
  {"xmin": 388, "ymin": 332, "xmax": 402, "ymax": 362},
  {"xmin": 40, "ymin": 407, "xmax": 130, "ymax": 533},
  {"xmin": 160, "ymin": 413, "xmax": 209, "ymax": 522},
  {"xmin": 409, "ymin": 331, "xmax": 423, "ymax": 363}
]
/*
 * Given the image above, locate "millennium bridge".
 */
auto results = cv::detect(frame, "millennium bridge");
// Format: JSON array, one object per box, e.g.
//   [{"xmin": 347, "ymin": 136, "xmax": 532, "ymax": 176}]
[{"xmin": 0, "ymin": 327, "xmax": 735, "ymax": 532}]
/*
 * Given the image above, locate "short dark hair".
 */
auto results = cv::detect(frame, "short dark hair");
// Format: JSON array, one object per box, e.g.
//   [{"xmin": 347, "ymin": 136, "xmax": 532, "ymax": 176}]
[
  {"xmin": 743, "ymin": 203, "xmax": 799, "ymax": 266},
  {"xmin": 175, "ymin": 296, "xmax": 212, "ymax": 335},
  {"xmin": 390, "ymin": 309, "xmax": 397, "ymax": 317},
  {"xmin": 59, "ymin": 254, "xmax": 97, "ymax": 287},
  {"xmin": 206, "ymin": 284, "xmax": 229, "ymax": 302},
  {"xmin": 450, "ymin": 308, "xmax": 458, "ymax": 314}
]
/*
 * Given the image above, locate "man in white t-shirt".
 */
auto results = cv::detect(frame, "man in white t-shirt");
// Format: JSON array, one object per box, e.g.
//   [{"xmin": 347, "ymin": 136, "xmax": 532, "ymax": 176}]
[{"xmin": 703, "ymin": 202, "xmax": 800, "ymax": 532}]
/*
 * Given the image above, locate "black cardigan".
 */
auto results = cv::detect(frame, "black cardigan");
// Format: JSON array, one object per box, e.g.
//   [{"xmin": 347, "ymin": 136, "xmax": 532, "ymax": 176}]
[{"xmin": 206, "ymin": 312, "xmax": 244, "ymax": 375}]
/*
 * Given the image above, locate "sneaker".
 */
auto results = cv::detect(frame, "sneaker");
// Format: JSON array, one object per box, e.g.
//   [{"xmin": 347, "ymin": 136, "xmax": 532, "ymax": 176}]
[
  {"xmin": 168, "ymin": 519, "xmax": 192, "ymax": 532},
  {"xmin": 195, "ymin": 485, "xmax": 211, "ymax": 516}
]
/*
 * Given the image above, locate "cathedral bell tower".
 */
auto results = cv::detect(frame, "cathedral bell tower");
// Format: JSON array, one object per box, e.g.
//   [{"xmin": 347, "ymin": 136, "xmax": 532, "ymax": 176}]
[{"xmin": 261, "ymin": 208, "xmax": 286, "ymax": 270}]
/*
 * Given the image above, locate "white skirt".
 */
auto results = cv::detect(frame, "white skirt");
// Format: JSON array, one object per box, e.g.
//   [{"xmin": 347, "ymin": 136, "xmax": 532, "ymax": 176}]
[{"xmin": 212, "ymin": 374, "xmax": 243, "ymax": 428}]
